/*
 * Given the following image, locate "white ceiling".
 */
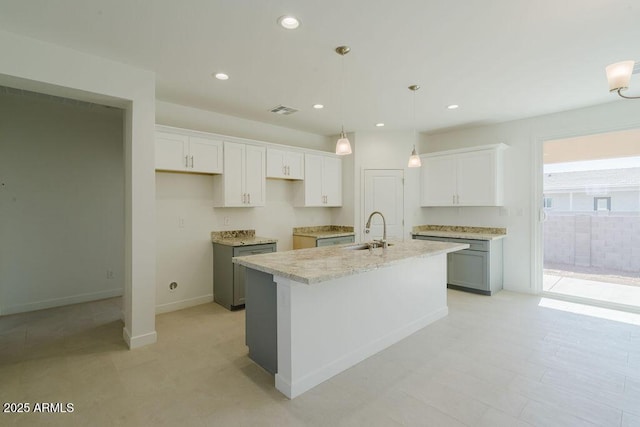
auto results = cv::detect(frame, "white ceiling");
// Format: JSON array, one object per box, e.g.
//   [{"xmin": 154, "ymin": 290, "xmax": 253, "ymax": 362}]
[{"xmin": 1, "ymin": 0, "xmax": 639, "ymax": 136}]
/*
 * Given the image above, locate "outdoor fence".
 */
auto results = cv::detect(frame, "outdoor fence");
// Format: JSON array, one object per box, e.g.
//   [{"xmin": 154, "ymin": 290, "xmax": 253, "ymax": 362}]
[{"xmin": 543, "ymin": 212, "xmax": 640, "ymax": 274}]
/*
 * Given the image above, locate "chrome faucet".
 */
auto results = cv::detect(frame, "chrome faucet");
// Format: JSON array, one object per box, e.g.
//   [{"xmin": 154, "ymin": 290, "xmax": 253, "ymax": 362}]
[{"xmin": 365, "ymin": 211, "xmax": 387, "ymax": 249}]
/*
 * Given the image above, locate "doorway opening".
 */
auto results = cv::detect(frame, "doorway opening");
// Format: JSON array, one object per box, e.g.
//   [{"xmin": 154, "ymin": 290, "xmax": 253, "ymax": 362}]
[{"xmin": 542, "ymin": 129, "xmax": 640, "ymax": 312}]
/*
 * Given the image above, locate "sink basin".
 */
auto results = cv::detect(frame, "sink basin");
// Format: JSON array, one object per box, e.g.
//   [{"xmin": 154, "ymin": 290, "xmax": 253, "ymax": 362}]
[{"xmin": 342, "ymin": 243, "xmax": 393, "ymax": 250}]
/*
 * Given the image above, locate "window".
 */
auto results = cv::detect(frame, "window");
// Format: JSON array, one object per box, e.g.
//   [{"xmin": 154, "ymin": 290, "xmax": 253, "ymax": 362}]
[
  {"xmin": 593, "ymin": 197, "xmax": 611, "ymax": 211},
  {"xmin": 543, "ymin": 197, "xmax": 553, "ymax": 209}
]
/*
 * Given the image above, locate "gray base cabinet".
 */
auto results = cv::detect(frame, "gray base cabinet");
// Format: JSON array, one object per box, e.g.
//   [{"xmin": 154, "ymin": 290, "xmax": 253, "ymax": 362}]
[
  {"xmin": 413, "ymin": 235, "xmax": 503, "ymax": 295},
  {"xmin": 245, "ymin": 268, "xmax": 278, "ymax": 374},
  {"xmin": 213, "ymin": 242, "xmax": 276, "ymax": 310}
]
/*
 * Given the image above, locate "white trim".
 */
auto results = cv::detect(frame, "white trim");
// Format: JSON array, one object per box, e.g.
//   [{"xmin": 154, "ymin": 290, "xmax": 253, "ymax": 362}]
[
  {"xmin": 155, "ymin": 294, "xmax": 213, "ymax": 314},
  {"xmin": 531, "ymin": 122, "xmax": 640, "ymax": 296},
  {"xmin": 420, "ymin": 143, "xmax": 508, "ymax": 158},
  {"xmin": 122, "ymin": 328, "xmax": 157, "ymax": 349},
  {"xmin": 1, "ymin": 288, "xmax": 123, "ymax": 316}
]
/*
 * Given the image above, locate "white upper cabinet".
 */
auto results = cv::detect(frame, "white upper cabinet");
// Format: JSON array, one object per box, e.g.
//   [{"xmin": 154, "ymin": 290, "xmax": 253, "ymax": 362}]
[
  {"xmin": 421, "ymin": 144, "xmax": 507, "ymax": 207},
  {"xmin": 213, "ymin": 141, "xmax": 266, "ymax": 207},
  {"xmin": 295, "ymin": 153, "xmax": 342, "ymax": 207},
  {"xmin": 155, "ymin": 129, "xmax": 223, "ymax": 174},
  {"xmin": 266, "ymin": 148, "xmax": 304, "ymax": 180}
]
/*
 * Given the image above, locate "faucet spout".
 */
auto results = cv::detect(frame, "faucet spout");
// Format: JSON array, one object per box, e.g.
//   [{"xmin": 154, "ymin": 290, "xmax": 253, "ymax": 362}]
[{"xmin": 365, "ymin": 211, "xmax": 387, "ymax": 249}]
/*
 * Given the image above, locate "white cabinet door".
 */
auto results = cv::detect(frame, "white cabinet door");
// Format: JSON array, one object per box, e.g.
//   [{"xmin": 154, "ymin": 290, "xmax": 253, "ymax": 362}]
[
  {"xmin": 266, "ymin": 148, "xmax": 287, "ymax": 179},
  {"xmin": 421, "ymin": 155, "xmax": 456, "ymax": 206},
  {"xmin": 297, "ymin": 154, "xmax": 342, "ymax": 207},
  {"xmin": 322, "ymin": 156, "xmax": 342, "ymax": 206},
  {"xmin": 221, "ymin": 141, "xmax": 245, "ymax": 206},
  {"xmin": 456, "ymin": 150, "xmax": 496, "ymax": 206},
  {"xmin": 285, "ymin": 151, "xmax": 304, "ymax": 180},
  {"xmin": 244, "ymin": 145, "xmax": 266, "ymax": 206},
  {"xmin": 156, "ymin": 131, "xmax": 188, "ymax": 171},
  {"xmin": 266, "ymin": 148, "xmax": 304, "ymax": 180},
  {"xmin": 303, "ymin": 154, "xmax": 325, "ymax": 206},
  {"xmin": 214, "ymin": 141, "xmax": 266, "ymax": 207},
  {"xmin": 189, "ymin": 136, "xmax": 223, "ymax": 174}
]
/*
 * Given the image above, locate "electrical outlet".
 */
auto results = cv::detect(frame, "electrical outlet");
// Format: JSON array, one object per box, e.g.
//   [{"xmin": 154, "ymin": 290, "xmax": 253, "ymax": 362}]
[
  {"xmin": 224, "ymin": 217, "xmax": 230, "ymax": 226},
  {"xmin": 106, "ymin": 270, "xmax": 114, "ymax": 279},
  {"xmin": 169, "ymin": 282, "xmax": 178, "ymax": 292},
  {"xmin": 178, "ymin": 217, "xmax": 185, "ymax": 228}
]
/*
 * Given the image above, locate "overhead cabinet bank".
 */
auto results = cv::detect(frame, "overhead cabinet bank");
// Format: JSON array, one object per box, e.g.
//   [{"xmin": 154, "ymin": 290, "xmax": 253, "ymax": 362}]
[{"xmin": 420, "ymin": 144, "xmax": 507, "ymax": 207}]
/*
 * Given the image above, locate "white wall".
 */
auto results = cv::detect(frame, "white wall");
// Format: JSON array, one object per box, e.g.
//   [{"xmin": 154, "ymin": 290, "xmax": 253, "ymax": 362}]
[
  {"xmin": 154, "ymin": 102, "xmax": 341, "ymax": 313},
  {"xmin": 0, "ymin": 29, "xmax": 157, "ymax": 349},
  {"xmin": 420, "ymin": 100, "xmax": 640, "ymax": 294},
  {"xmin": 0, "ymin": 90, "xmax": 124, "ymax": 314}
]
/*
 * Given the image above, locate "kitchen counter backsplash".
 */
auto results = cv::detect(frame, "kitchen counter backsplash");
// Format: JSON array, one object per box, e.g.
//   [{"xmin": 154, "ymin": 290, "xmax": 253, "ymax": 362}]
[{"xmin": 211, "ymin": 229, "xmax": 278, "ymax": 246}]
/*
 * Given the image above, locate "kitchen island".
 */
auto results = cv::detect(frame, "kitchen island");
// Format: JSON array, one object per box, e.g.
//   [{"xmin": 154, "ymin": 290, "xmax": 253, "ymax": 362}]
[{"xmin": 233, "ymin": 239, "xmax": 468, "ymax": 399}]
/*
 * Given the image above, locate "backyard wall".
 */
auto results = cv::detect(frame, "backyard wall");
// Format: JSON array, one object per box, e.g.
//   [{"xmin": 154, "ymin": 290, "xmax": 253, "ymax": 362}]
[{"xmin": 544, "ymin": 212, "xmax": 640, "ymax": 273}]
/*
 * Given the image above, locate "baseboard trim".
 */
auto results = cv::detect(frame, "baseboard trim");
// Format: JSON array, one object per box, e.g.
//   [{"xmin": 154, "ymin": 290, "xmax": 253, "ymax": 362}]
[
  {"xmin": 155, "ymin": 294, "xmax": 213, "ymax": 314},
  {"xmin": 1, "ymin": 288, "xmax": 124, "ymax": 315},
  {"xmin": 122, "ymin": 327, "xmax": 157, "ymax": 349}
]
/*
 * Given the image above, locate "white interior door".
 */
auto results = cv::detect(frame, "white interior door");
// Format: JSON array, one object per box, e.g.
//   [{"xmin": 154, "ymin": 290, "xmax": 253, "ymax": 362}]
[{"xmin": 363, "ymin": 169, "xmax": 404, "ymax": 242}]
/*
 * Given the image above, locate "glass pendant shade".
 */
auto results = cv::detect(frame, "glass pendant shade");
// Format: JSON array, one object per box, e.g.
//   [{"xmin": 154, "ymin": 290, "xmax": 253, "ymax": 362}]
[
  {"xmin": 606, "ymin": 61, "xmax": 634, "ymax": 92},
  {"xmin": 336, "ymin": 131, "xmax": 352, "ymax": 155},
  {"xmin": 408, "ymin": 145, "xmax": 421, "ymax": 168}
]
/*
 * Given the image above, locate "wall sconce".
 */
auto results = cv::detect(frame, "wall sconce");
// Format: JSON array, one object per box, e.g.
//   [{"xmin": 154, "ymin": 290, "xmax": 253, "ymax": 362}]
[{"xmin": 606, "ymin": 60, "xmax": 640, "ymax": 99}]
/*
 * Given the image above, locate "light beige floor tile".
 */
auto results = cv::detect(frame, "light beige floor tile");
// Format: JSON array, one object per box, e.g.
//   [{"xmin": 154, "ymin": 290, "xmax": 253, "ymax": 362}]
[
  {"xmin": 519, "ymin": 400, "xmax": 600, "ymax": 427},
  {"xmin": 477, "ymin": 407, "xmax": 535, "ymax": 427}
]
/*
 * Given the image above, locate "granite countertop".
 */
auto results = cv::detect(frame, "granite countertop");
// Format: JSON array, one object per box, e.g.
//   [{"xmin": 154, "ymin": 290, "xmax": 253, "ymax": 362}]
[
  {"xmin": 232, "ymin": 240, "xmax": 468, "ymax": 284},
  {"xmin": 211, "ymin": 229, "xmax": 278, "ymax": 247},
  {"xmin": 412, "ymin": 225, "xmax": 507, "ymax": 241},
  {"xmin": 293, "ymin": 225, "xmax": 355, "ymax": 239}
]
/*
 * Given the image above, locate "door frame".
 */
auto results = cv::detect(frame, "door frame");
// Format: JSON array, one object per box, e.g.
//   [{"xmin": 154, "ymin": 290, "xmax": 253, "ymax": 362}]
[{"xmin": 530, "ymin": 124, "xmax": 640, "ymax": 295}]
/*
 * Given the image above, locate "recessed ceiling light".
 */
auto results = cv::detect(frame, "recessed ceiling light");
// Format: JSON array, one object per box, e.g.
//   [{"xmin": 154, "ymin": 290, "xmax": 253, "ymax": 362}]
[
  {"xmin": 277, "ymin": 15, "xmax": 300, "ymax": 30},
  {"xmin": 376, "ymin": 123, "xmax": 385, "ymax": 127},
  {"xmin": 313, "ymin": 104, "xmax": 324, "ymax": 109},
  {"xmin": 214, "ymin": 73, "xmax": 229, "ymax": 80},
  {"xmin": 447, "ymin": 104, "xmax": 459, "ymax": 110}
]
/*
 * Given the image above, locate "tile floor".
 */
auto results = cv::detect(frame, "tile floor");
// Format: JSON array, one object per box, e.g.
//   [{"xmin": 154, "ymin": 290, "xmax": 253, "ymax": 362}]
[{"xmin": 1, "ymin": 290, "xmax": 640, "ymax": 426}]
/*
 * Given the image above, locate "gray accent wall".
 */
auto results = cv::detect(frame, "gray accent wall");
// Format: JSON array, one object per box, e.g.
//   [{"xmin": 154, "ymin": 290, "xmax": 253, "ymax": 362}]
[{"xmin": 0, "ymin": 89, "xmax": 125, "ymax": 315}]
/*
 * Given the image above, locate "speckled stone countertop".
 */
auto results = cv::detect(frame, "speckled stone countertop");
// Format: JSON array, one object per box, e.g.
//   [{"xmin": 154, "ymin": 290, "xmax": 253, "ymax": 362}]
[
  {"xmin": 293, "ymin": 225, "xmax": 355, "ymax": 239},
  {"xmin": 412, "ymin": 225, "xmax": 507, "ymax": 241},
  {"xmin": 211, "ymin": 229, "xmax": 278, "ymax": 247},
  {"xmin": 232, "ymin": 240, "xmax": 468, "ymax": 284}
]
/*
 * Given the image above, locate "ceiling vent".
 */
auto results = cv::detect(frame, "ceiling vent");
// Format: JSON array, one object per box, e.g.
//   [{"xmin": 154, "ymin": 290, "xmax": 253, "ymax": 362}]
[{"xmin": 269, "ymin": 105, "xmax": 298, "ymax": 115}]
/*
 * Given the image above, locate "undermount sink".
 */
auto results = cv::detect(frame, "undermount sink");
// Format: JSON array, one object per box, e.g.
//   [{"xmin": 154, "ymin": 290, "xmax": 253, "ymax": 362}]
[{"xmin": 342, "ymin": 243, "xmax": 393, "ymax": 250}]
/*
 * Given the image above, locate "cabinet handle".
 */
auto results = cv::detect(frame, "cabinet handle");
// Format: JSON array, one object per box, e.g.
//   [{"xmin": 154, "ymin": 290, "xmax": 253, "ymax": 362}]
[
  {"xmin": 286, "ymin": 165, "xmax": 290, "ymax": 175},
  {"xmin": 248, "ymin": 193, "xmax": 251, "ymax": 204},
  {"xmin": 283, "ymin": 165, "xmax": 286, "ymax": 175},
  {"xmin": 190, "ymin": 155, "xmax": 194, "ymax": 168},
  {"xmin": 185, "ymin": 155, "xmax": 189, "ymax": 168},
  {"xmin": 242, "ymin": 193, "xmax": 246, "ymax": 204}
]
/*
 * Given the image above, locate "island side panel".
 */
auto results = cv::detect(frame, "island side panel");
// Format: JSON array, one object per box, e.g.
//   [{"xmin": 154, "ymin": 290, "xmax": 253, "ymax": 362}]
[
  {"xmin": 245, "ymin": 268, "xmax": 278, "ymax": 374},
  {"xmin": 275, "ymin": 253, "xmax": 448, "ymax": 399}
]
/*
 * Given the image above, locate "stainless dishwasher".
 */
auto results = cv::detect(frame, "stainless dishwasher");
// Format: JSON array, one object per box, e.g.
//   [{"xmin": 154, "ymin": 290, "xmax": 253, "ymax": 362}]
[{"xmin": 412, "ymin": 235, "xmax": 503, "ymax": 295}]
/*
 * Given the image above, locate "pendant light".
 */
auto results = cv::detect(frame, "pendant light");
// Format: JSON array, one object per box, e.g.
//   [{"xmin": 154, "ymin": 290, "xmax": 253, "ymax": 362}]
[
  {"xmin": 407, "ymin": 85, "xmax": 422, "ymax": 168},
  {"xmin": 335, "ymin": 46, "xmax": 352, "ymax": 155}
]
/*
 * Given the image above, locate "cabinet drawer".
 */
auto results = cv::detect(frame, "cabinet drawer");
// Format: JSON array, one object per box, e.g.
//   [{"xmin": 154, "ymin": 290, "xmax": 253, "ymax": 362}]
[
  {"xmin": 233, "ymin": 244, "xmax": 276, "ymax": 257},
  {"xmin": 316, "ymin": 235, "xmax": 355, "ymax": 247},
  {"xmin": 413, "ymin": 235, "xmax": 489, "ymax": 251}
]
